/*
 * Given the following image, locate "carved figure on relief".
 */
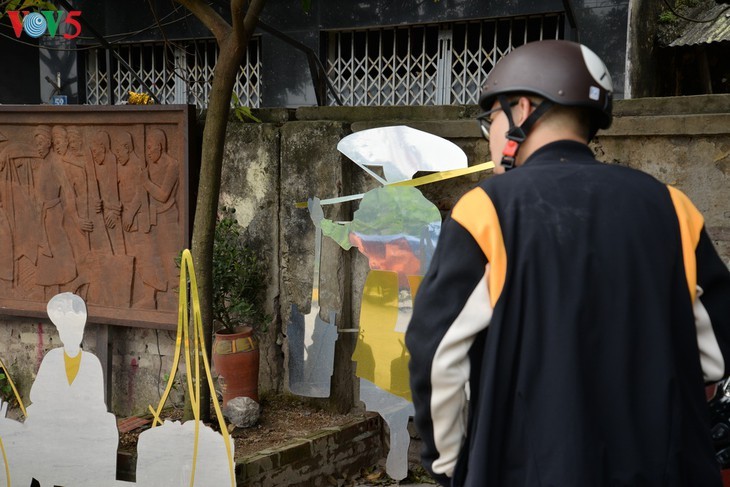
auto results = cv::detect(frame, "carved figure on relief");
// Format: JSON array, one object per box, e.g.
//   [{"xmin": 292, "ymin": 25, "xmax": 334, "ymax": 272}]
[
  {"xmin": 114, "ymin": 131, "xmax": 165, "ymax": 310},
  {"xmin": 85, "ymin": 130, "xmax": 134, "ymax": 308},
  {"xmin": 33, "ymin": 125, "xmax": 77, "ymax": 299},
  {"xmin": 52, "ymin": 125, "xmax": 93, "ymax": 266},
  {"xmin": 143, "ymin": 127, "xmax": 180, "ymax": 311},
  {"xmin": 0, "ymin": 127, "xmax": 43, "ymax": 299}
]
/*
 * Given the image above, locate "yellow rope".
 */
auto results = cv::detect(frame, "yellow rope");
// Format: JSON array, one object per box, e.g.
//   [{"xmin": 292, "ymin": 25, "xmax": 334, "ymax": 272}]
[
  {"xmin": 0, "ymin": 355, "xmax": 26, "ymax": 418},
  {"xmin": 149, "ymin": 249, "xmax": 235, "ymax": 487}
]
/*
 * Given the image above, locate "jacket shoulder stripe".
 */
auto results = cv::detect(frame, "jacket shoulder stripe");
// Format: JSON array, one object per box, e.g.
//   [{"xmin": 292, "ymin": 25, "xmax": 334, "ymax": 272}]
[
  {"xmin": 452, "ymin": 187, "xmax": 506, "ymax": 307},
  {"xmin": 667, "ymin": 185, "xmax": 704, "ymax": 301}
]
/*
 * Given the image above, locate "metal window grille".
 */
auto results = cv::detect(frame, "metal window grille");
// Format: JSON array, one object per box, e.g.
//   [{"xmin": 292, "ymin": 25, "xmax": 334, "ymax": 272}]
[
  {"xmin": 325, "ymin": 14, "xmax": 564, "ymax": 106},
  {"xmin": 84, "ymin": 38, "xmax": 261, "ymax": 109}
]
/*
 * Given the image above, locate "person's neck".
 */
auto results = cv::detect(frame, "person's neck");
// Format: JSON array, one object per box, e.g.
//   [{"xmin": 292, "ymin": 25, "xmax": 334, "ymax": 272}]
[{"xmin": 516, "ymin": 129, "xmax": 587, "ymax": 166}]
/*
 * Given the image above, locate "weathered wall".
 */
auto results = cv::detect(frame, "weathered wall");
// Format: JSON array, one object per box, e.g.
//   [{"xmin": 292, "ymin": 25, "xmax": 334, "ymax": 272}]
[
  {"xmin": 0, "ymin": 95, "xmax": 727, "ymax": 417},
  {"xmin": 597, "ymin": 95, "xmax": 730, "ymax": 261}
]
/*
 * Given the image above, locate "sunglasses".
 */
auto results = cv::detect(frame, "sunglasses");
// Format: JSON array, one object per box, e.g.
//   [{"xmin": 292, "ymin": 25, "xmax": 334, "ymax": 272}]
[{"xmin": 475, "ymin": 101, "xmax": 519, "ymax": 141}]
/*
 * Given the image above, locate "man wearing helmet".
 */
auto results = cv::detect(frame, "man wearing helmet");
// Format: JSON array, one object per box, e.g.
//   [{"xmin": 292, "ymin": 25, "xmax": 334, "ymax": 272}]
[{"xmin": 406, "ymin": 39, "xmax": 730, "ymax": 486}]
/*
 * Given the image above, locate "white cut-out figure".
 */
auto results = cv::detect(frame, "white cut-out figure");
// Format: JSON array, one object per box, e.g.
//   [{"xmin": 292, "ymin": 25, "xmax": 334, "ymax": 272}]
[
  {"xmin": 136, "ymin": 420, "xmax": 235, "ymax": 487},
  {"xmin": 0, "ymin": 292, "xmax": 119, "ymax": 487}
]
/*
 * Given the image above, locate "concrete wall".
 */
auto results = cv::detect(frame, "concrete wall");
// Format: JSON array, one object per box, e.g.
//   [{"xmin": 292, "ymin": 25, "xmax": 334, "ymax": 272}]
[{"xmin": 0, "ymin": 95, "xmax": 727, "ymax": 417}]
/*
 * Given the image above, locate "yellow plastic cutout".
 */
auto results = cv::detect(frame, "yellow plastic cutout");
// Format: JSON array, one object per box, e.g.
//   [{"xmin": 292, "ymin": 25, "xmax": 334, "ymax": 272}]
[
  {"xmin": 352, "ymin": 270, "xmax": 412, "ymax": 402},
  {"xmin": 149, "ymin": 249, "xmax": 235, "ymax": 487},
  {"xmin": 407, "ymin": 275, "xmax": 423, "ymax": 301},
  {"xmin": 64, "ymin": 352, "xmax": 82, "ymax": 385}
]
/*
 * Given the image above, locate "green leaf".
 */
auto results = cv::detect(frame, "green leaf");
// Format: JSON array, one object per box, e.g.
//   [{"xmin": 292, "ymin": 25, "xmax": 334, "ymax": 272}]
[
  {"xmin": 210, "ymin": 208, "xmax": 269, "ymax": 333},
  {"xmin": 19, "ymin": 0, "xmax": 56, "ymax": 10},
  {"xmin": 231, "ymin": 93, "xmax": 262, "ymax": 123},
  {"xmin": 7, "ymin": 0, "xmax": 23, "ymax": 11}
]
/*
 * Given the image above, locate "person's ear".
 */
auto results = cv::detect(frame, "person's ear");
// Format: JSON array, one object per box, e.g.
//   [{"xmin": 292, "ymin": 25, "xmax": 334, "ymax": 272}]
[{"xmin": 516, "ymin": 97, "xmax": 534, "ymax": 125}]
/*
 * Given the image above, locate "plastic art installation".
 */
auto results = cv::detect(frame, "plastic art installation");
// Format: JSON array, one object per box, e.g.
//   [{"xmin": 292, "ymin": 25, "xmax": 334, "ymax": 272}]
[
  {"xmin": 0, "ymin": 292, "xmax": 119, "ymax": 487},
  {"xmin": 0, "ymin": 252, "xmax": 234, "ymax": 486},
  {"xmin": 289, "ymin": 126, "xmax": 477, "ymax": 480},
  {"xmin": 288, "ymin": 197, "xmax": 338, "ymax": 397},
  {"xmin": 320, "ymin": 185, "xmax": 441, "ymax": 399}
]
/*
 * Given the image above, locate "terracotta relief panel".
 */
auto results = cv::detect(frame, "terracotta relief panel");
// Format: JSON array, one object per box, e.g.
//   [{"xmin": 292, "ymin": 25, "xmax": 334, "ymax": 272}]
[{"xmin": 0, "ymin": 105, "xmax": 193, "ymax": 329}]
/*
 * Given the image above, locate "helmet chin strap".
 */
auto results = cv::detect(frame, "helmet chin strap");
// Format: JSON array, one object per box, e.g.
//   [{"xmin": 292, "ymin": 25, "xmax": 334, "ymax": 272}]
[{"xmin": 498, "ymin": 95, "xmax": 554, "ymax": 171}]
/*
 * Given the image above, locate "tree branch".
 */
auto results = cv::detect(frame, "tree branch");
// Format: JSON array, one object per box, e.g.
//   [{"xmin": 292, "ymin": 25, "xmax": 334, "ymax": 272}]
[
  {"xmin": 232, "ymin": 0, "xmax": 266, "ymax": 49},
  {"xmin": 175, "ymin": 0, "xmax": 231, "ymax": 42}
]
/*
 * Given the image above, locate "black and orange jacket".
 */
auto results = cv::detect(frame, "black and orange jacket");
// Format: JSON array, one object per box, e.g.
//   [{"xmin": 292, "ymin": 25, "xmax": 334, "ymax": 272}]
[{"xmin": 406, "ymin": 140, "xmax": 730, "ymax": 487}]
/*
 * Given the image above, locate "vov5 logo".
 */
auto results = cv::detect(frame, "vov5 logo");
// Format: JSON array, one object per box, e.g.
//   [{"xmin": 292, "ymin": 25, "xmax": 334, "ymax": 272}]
[{"xmin": 7, "ymin": 9, "xmax": 81, "ymax": 39}]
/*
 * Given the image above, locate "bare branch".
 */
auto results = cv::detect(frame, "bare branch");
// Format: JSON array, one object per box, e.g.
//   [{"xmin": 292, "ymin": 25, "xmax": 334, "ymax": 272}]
[
  {"xmin": 232, "ymin": 0, "xmax": 266, "ymax": 47},
  {"xmin": 175, "ymin": 0, "xmax": 231, "ymax": 42}
]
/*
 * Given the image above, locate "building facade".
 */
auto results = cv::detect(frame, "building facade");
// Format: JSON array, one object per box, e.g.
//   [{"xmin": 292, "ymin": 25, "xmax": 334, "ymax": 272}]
[{"xmin": 1, "ymin": 0, "xmax": 630, "ymax": 108}]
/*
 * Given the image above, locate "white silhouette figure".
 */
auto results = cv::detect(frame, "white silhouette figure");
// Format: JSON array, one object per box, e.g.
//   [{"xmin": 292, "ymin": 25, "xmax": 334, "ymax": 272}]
[{"xmin": 0, "ymin": 292, "xmax": 119, "ymax": 487}]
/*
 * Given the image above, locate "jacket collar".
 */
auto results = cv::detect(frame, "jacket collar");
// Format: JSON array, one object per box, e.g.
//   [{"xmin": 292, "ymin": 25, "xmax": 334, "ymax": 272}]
[{"xmin": 522, "ymin": 140, "xmax": 597, "ymax": 167}]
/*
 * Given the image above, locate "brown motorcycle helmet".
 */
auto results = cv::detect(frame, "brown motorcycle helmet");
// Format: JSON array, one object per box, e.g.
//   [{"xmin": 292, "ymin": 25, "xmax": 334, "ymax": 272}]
[{"xmin": 478, "ymin": 40, "xmax": 613, "ymax": 136}]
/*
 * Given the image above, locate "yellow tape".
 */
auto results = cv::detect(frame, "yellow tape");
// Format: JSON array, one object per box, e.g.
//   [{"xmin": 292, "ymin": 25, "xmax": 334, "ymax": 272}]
[
  {"xmin": 149, "ymin": 249, "xmax": 235, "ymax": 487},
  {"xmin": 390, "ymin": 161, "xmax": 495, "ymax": 187},
  {"xmin": 0, "ymin": 434, "xmax": 9, "ymax": 487},
  {"xmin": 294, "ymin": 161, "xmax": 495, "ymax": 208},
  {"xmin": 0, "ymin": 355, "xmax": 27, "ymax": 418}
]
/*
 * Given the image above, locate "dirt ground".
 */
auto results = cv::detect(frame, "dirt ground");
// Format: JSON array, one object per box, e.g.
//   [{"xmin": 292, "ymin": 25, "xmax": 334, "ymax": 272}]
[{"xmin": 118, "ymin": 393, "xmax": 363, "ymax": 459}]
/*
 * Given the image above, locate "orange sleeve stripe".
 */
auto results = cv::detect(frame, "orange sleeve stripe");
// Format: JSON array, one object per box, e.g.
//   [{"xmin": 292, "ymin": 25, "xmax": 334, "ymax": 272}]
[
  {"xmin": 667, "ymin": 186, "xmax": 704, "ymax": 302},
  {"xmin": 451, "ymin": 188, "xmax": 507, "ymax": 308}
]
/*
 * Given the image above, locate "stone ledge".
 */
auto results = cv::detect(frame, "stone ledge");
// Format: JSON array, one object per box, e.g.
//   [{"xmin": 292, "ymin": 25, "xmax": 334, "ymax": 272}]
[
  {"xmin": 236, "ymin": 412, "xmax": 384, "ymax": 486},
  {"xmin": 603, "ymin": 113, "xmax": 730, "ymax": 136},
  {"xmin": 116, "ymin": 412, "xmax": 384, "ymax": 486}
]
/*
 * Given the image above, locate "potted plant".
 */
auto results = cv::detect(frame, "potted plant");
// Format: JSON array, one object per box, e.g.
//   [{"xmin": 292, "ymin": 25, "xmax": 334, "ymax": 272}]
[{"xmin": 211, "ymin": 207, "xmax": 268, "ymax": 405}]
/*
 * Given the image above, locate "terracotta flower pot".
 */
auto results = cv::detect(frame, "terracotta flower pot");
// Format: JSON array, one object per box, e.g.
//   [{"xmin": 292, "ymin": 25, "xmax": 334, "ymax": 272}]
[{"xmin": 212, "ymin": 325, "xmax": 259, "ymax": 404}]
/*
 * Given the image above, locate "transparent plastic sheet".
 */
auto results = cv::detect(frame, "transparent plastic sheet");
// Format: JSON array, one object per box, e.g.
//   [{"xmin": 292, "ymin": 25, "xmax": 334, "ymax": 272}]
[
  {"xmin": 288, "ymin": 198, "xmax": 339, "ymax": 397},
  {"xmin": 336, "ymin": 125, "xmax": 468, "ymax": 184},
  {"xmin": 359, "ymin": 378, "xmax": 415, "ymax": 481},
  {"xmin": 288, "ymin": 126, "xmax": 480, "ymax": 480},
  {"xmin": 323, "ymin": 186, "xmax": 441, "ymax": 401}
]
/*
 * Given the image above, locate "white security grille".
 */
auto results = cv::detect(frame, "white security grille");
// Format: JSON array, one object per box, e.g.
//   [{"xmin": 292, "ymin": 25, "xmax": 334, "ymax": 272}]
[
  {"xmin": 325, "ymin": 14, "xmax": 564, "ymax": 106},
  {"xmin": 84, "ymin": 38, "xmax": 261, "ymax": 109}
]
